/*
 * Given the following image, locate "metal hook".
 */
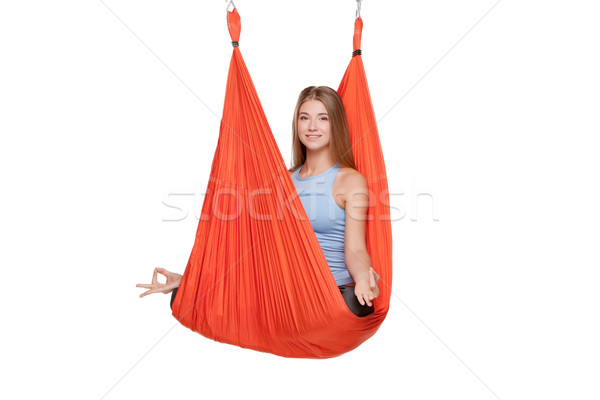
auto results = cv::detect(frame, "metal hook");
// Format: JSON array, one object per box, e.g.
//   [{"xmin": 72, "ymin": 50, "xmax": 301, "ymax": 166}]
[
  {"xmin": 356, "ymin": 0, "xmax": 362, "ymax": 19},
  {"xmin": 226, "ymin": 0, "xmax": 236, "ymax": 13}
]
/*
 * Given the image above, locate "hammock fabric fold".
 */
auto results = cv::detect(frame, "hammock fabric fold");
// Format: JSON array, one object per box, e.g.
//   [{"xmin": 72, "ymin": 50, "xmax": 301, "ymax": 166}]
[{"xmin": 171, "ymin": 8, "xmax": 392, "ymax": 359}]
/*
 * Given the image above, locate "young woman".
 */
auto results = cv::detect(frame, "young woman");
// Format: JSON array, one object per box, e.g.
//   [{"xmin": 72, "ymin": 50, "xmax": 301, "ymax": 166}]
[{"xmin": 137, "ymin": 86, "xmax": 380, "ymax": 317}]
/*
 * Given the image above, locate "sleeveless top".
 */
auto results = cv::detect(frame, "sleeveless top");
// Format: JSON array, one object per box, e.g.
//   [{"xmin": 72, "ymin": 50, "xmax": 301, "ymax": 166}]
[{"xmin": 291, "ymin": 163, "xmax": 354, "ymax": 286}]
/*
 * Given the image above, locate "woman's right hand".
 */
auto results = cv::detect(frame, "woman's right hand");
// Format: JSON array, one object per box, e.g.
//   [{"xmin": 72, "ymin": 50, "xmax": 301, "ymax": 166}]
[{"xmin": 136, "ymin": 267, "xmax": 182, "ymax": 298}]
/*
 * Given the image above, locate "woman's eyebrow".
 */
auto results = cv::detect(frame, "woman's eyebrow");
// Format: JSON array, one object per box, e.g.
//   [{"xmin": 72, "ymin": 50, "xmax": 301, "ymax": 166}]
[{"xmin": 299, "ymin": 111, "xmax": 329, "ymax": 115}]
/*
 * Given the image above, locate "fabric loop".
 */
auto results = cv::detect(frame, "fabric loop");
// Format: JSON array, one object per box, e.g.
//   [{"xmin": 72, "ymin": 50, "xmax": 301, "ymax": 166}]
[
  {"xmin": 352, "ymin": 17, "xmax": 363, "ymax": 51},
  {"xmin": 227, "ymin": 8, "xmax": 241, "ymax": 42}
]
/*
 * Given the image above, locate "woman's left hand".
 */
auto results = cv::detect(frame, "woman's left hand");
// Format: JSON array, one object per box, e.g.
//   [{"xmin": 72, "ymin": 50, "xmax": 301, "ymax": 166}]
[
  {"xmin": 354, "ymin": 267, "xmax": 380, "ymax": 307},
  {"xmin": 136, "ymin": 267, "xmax": 182, "ymax": 298}
]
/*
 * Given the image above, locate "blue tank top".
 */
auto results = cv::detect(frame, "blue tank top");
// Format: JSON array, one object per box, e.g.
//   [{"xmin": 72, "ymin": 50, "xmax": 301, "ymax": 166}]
[{"xmin": 291, "ymin": 163, "xmax": 354, "ymax": 286}]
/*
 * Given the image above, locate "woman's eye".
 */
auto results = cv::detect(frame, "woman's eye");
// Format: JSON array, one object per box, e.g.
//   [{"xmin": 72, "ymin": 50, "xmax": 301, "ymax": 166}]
[
  {"xmin": 299, "ymin": 116, "xmax": 308, "ymax": 120},
  {"xmin": 320, "ymin": 117, "xmax": 328, "ymax": 121}
]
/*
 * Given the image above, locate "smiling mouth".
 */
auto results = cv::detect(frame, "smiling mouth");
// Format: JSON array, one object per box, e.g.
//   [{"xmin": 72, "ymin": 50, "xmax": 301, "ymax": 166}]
[{"xmin": 306, "ymin": 135, "xmax": 322, "ymax": 139}]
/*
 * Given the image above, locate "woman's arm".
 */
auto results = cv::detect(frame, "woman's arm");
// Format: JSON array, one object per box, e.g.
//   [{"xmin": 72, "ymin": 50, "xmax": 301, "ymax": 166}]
[{"xmin": 343, "ymin": 172, "xmax": 380, "ymax": 307}]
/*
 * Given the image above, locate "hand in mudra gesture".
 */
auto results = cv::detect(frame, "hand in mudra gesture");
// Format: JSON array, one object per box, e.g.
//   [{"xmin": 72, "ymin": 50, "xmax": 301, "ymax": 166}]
[
  {"xmin": 354, "ymin": 267, "xmax": 380, "ymax": 307},
  {"xmin": 136, "ymin": 267, "xmax": 182, "ymax": 298}
]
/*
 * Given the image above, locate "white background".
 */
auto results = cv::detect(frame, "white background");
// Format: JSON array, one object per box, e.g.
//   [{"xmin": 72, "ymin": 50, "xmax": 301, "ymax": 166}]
[{"xmin": 1, "ymin": 0, "xmax": 599, "ymax": 399}]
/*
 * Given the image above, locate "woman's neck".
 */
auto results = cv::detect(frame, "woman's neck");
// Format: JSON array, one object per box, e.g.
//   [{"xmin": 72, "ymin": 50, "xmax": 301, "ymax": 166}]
[{"xmin": 301, "ymin": 150, "xmax": 335, "ymax": 177}]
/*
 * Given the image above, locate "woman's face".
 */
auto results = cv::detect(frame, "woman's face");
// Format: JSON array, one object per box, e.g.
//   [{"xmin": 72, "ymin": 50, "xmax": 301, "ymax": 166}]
[{"xmin": 297, "ymin": 99, "xmax": 331, "ymax": 152}]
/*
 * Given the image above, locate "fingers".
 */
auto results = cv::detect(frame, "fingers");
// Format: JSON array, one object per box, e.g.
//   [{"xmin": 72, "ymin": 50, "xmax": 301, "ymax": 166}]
[
  {"xmin": 355, "ymin": 292, "xmax": 373, "ymax": 307},
  {"xmin": 139, "ymin": 288, "xmax": 160, "ymax": 298},
  {"xmin": 355, "ymin": 289, "xmax": 365, "ymax": 306},
  {"xmin": 368, "ymin": 268, "xmax": 380, "ymax": 300},
  {"xmin": 138, "ymin": 268, "xmax": 172, "ymax": 298},
  {"xmin": 365, "ymin": 293, "xmax": 373, "ymax": 307},
  {"xmin": 155, "ymin": 267, "xmax": 177, "ymax": 283},
  {"xmin": 138, "ymin": 284, "xmax": 167, "ymax": 297}
]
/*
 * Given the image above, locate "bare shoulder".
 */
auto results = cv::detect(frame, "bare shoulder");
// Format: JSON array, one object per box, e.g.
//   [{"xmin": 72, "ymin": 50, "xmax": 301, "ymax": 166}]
[
  {"xmin": 339, "ymin": 167, "xmax": 368, "ymax": 192},
  {"xmin": 333, "ymin": 167, "xmax": 367, "ymax": 210}
]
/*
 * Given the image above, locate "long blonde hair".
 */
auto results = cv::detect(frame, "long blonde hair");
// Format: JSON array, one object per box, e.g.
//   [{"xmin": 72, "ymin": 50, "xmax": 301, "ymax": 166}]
[{"xmin": 288, "ymin": 86, "xmax": 356, "ymax": 173}]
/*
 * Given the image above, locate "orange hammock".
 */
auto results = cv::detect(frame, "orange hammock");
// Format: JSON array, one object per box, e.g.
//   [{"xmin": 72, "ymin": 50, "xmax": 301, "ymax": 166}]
[{"xmin": 171, "ymin": 8, "xmax": 392, "ymax": 359}]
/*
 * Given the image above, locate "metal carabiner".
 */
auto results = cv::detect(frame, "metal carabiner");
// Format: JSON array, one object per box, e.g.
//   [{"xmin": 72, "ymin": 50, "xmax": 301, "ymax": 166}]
[
  {"xmin": 356, "ymin": 0, "xmax": 362, "ymax": 19},
  {"xmin": 226, "ymin": 0, "xmax": 236, "ymax": 13}
]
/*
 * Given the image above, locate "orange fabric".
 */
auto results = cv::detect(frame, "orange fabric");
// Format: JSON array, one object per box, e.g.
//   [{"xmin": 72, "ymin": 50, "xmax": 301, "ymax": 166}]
[{"xmin": 171, "ymin": 10, "xmax": 392, "ymax": 359}]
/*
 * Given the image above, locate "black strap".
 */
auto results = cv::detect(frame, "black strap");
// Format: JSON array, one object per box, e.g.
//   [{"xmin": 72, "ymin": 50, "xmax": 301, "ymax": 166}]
[
  {"xmin": 232, "ymin": 41, "xmax": 239, "ymax": 47},
  {"xmin": 352, "ymin": 49, "xmax": 362, "ymax": 57}
]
